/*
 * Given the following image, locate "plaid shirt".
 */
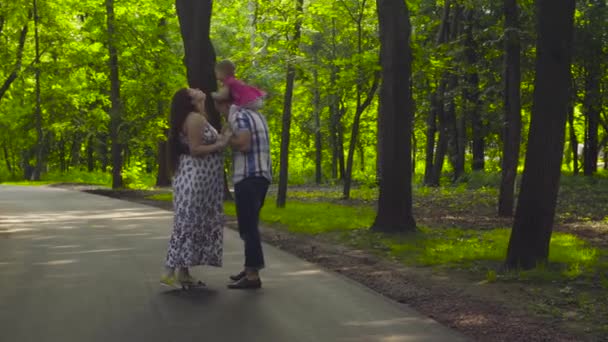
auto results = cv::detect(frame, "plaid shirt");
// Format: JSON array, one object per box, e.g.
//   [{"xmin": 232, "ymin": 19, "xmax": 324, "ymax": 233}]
[{"xmin": 228, "ymin": 105, "xmax": 272, "ymax": 185}]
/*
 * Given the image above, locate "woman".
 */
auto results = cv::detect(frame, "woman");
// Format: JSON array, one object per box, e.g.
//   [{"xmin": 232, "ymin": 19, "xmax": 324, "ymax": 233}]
[{"xmin": 161, "ymin": 88, "xmax": 230, "ymax": 288}]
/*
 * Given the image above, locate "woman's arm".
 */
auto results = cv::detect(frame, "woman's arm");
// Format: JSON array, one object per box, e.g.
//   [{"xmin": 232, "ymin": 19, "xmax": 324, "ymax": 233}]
[{"xmin": 185, "ymin": 113, "xmax": 228, "ymax": 157}]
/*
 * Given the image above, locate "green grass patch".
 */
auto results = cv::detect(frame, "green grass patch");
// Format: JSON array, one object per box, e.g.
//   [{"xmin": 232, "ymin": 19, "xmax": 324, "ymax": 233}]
[
  {"xmin": 147, "ymin": 193, "xmax": 173, "ymax": 201},
  {"xmin": 1, "ymin": 169, "xmax": 160, "ymax": 189},
  {"xmin": 224, "ymin": 199, "xmax": 375, "ymax": 234},
  {"xmin": 0, "ymin": 180, "xmax": 58, "ymax": 186}
]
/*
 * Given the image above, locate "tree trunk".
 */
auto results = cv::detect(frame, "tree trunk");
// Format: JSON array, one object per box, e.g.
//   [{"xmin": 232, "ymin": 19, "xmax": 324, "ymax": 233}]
[
  {"xmin": 337, "ymin": 113, "xmax": 345, "ymax": 180},
  {"xmin": 464, "ymin": 10, "xmax": 484, "ymax": 171},
  {"xmin": 371, "ymin": 0, "xmax": 416, "ymax": 233},
  {"xmin": 582, "ymin": 68, "xmax": 601, "ymax": 175},
  {"xmin": 3, "ymin": 142, "xmax": 13, "ymax": 174},
  {"xmin": 156, "ymin": 131, "xmax": 171, "ymax": 187},
  {"xmin": 32, "ymin": 0, "xmax": 42, "ymax": 181},
  {"xmin": 343, "ymin": 74, "xmax": 379, "ymax": 199},
  {"xmin": 0, "ymin": 18, "xmax": 29, "ymax": 103},
  {"xmin": 276, "ymin": 0, "xmax": 304, "ymax": 208},
  {"xmin": 87, "ymin": 135, "xmax": 95, "ymax": 172},
  {"xmin": 581, "ymin": 0, "xmax": 605, "ymax": 176},
  {"xmin": 427, "ymin": 1, "xmax": 453, "ymax": 186},
  {"xmin": 498, "ymin": 0, "xmax": 522, "ymax": 217},
  {"xmin": 445, "ymin": 6, "xmax": 463, "ymax": 181},
  {"xmin": 175, "ymin": 0, "xmax": 221, "ymax": 129},
  {"xmin": 423, "ymin": 91, "xmax": 437, "ymax": 185},
  {"xmin": 313, "ymin": 67, "xmax": 322, "ymax": 184},
  {"xmin": 106, "ymin": 0, "xmax": 124, "ymax": 189},
  {"xmin": 568, "ymin": 88, "xmax": 579, "ymax": 175},
  {"xmin": 506, "ymin": 0, "xmax": 575, "ymax": 269},
  {"xmin": 69, "ymin": 135, "xmax": 81, "ymax": 168},
  {"xmin": 59, "ymin": 138, "xmax": 66, "ymax": 172}
]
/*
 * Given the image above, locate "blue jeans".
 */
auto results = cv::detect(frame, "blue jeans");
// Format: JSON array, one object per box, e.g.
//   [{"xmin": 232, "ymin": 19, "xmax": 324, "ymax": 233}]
[{"xmin": 234, "ymin": 177, "xmax": 269, "ymax": 271}]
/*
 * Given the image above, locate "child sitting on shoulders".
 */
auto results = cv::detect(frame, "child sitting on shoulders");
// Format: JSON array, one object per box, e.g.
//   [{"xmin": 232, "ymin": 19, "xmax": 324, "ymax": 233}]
[{"xmin": 211, "ymin": 60, "xmax": 266, "ymax": 111}]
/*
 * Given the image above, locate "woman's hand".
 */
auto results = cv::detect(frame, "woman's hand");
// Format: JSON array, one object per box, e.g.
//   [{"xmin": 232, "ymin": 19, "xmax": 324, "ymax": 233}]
[{"xmin": 215, "ymin": 132, "xmax": 231, "ymax": 149}]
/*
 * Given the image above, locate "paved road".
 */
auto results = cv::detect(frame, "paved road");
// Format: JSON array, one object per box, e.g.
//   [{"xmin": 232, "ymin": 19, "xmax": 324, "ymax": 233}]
[{"xmin": 0, "ymin": 185, "xmax": 466, "ymax": 342}]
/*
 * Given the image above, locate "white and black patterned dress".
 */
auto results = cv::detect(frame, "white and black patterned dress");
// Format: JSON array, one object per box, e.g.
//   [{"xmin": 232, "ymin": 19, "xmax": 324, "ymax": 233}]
[{"xmin": 165, "ymin": 122, "xmax": 224, "ymax": 268}]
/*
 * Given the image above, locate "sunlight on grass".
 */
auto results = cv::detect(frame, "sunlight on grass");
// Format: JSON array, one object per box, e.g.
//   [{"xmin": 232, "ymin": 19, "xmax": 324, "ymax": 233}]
[
  {"xmin": 145, "ymin": 188, "xmax": 606, "ymax": 282},
  {"xmin": 1, "ymin": 180, "xmax": 58, "ymax": 186},
  {"xmin": 147, "ymin": 193, "xmax": 173, "ymax": 201},
  {"xmin": 1, "ymin": 170, "xmax": 158, "ymax": 189},
  {"xmin": 224, "ymin": 199, "xmax": 374, "ymax": 234},
  {"xmin": 379, "ymin": 227, "xmax": 601, "ymax": 280}
]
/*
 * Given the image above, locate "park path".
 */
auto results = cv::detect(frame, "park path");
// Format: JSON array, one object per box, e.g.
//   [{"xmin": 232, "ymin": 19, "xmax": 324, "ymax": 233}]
[{"xmin": 0, "ymin": 185, "xmax": 466, "ymax": 342}]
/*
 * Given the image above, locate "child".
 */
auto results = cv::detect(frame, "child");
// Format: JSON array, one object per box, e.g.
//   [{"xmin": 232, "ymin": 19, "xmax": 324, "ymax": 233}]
[{"xmin": 211, "ymin": 60, "xmax": 265, "ymax": 111}]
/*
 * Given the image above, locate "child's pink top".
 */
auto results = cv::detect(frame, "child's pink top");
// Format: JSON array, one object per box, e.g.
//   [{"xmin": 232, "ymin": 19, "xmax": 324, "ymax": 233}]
[{"xmin": 223, "ymin": 76, "xmax": 265, "ymax": 106}]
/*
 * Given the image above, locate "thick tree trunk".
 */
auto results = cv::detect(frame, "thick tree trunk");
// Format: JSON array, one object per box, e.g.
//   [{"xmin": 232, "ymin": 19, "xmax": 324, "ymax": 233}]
[
  {"xmin": 106, "ymin": 0, "xmax": 124, "ymax": 189},
  {"xmin": 506, "ymin": 0, "xmax": 575, "ymax": 269},
  {"xmin": 175, "ymin": 0, "xmax": 220, "ymax": 129},
  {"xmin": 498, "ymin": 0, "xmax": 522, "ymax": 217},
  {"xmin": 276, "ymin": 0, "xmax": 304, "ymax": 208},
  {"xmin": 371, "ymin": 0, "xmax": 416, "ymax": 233}
]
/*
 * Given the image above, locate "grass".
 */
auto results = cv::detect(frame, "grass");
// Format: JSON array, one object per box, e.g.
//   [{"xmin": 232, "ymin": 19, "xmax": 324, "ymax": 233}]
[
  {"xmin": 224, "ymin": 200, "xmax": 375, "ymax": 234},
  {"xmin": 147, "ymin": 191, "xmax": 606, "ymax": 283},
  {"xmin": 142, "ymin": 178, "xmax": 608, "ymax": 337},
  {"xmin": 0, "ymin": 169, "xmax": 158, "ymax": 189}
]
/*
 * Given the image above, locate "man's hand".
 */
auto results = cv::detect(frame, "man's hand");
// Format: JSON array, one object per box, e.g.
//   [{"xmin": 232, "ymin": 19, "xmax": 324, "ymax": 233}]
[{"xmin": 230, "ymin": 131, "xmax": 252, "ymax": 153}]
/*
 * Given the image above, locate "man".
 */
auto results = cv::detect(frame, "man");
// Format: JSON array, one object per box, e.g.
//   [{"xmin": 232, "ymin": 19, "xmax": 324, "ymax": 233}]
[{"xmin": 216, "ymin": 100, "xmax": 272, "ymax": 289}]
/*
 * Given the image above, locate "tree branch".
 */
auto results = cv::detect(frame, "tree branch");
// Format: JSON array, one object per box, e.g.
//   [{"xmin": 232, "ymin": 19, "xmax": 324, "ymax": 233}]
[
  {"xmin": 0, "ymin": 19, "xmax": 29, "ymax": 101},
  {"xmin": 337, "ymin": 0, "xmax": 359, "ymax": 24},
  {"xmin": 357, "ymin": 71, "xmax": 380, "ymax": 113}
]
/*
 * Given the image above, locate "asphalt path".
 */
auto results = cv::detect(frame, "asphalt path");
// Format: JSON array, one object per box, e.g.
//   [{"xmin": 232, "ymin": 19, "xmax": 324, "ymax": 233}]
[{"xmin": 0, "ymin": 185, "xmax": 466, "ymax": 342}]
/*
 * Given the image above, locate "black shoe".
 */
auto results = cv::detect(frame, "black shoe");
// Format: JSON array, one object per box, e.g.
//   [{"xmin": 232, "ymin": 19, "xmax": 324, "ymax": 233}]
[
  {"xmin": 227, "ymin": 277, "xmax": 262, "ymax": 290},
  {"xmin": 229, "ymin": 270, "xmax": 246, "ymax": 282}
]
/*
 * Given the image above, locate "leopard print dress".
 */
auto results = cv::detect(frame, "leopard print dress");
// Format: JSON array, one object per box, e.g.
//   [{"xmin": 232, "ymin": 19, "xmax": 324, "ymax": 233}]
[{"xmin": 165, "ymin": 122, "xmax": 224, "ymax": 268}]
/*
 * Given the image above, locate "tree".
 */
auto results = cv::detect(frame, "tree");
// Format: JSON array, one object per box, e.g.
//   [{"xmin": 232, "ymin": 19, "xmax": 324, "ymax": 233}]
[
  {"xmin": 506, "ymin": 0, "xmax": 575, "ymax": 269},
  {"xmin": 32, "ymin": 0, "xmax": 43, "ymax": 181},
  {"xmin": 340, "ymin": 0, "xmax": 380, "ymax": 199},
  {"xmin": 371, "ymin": 0, "xmax": 416, "ymax": 233},
  {"xmin": 0, "ymin": 11, "xmax": 29, "ymax": 104},
  {"xmin": 276, "ymin": 0, "xmax": 304, "ymax": 208},
  {"xmin": 175, "ymin": 0, "xmax": 220, "ymax": 129},
  {"xmin": 106, "ymin": 0, "xmax": 124, "ymax": 189},
  {"xmin": 580, "ymin": 0, "xmax": 606, "ymax": 176},
  {"xmin": 498, "ymin": 0, "xmax": 522, "ymax": 217}
]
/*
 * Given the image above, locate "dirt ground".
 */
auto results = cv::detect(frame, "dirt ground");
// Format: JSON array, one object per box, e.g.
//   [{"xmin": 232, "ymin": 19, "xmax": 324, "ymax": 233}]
[{"xmin": 67, "ymin": 185, "xmax": 603, "ymax": 342}]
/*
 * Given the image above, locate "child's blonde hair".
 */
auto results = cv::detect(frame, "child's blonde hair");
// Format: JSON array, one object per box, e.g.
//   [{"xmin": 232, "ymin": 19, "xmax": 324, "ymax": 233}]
[{"xmin": 215, "ymin": 60, "xmax": 236, "ymax": 77}]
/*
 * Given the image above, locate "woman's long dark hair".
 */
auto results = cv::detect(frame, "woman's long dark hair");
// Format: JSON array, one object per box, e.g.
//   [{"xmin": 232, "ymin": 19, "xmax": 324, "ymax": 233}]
[{"xmin": 167, "ymin": 88, "xmax": 196, "ymax": 176}]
